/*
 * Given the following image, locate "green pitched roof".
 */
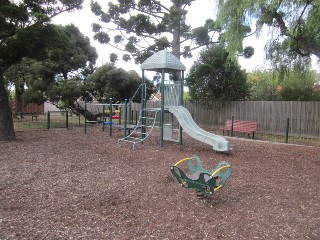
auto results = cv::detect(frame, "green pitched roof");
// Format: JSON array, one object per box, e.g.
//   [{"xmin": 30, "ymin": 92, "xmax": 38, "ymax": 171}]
[{"xmin": 140, "ymin": 50, "xmax": 186, "ymax": 71}]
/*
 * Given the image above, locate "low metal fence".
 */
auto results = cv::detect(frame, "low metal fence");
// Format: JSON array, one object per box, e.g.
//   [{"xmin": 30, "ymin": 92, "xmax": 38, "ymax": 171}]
[{"xmin": 13, "ymin": 111, "xmax": 83, "ymax": 131}]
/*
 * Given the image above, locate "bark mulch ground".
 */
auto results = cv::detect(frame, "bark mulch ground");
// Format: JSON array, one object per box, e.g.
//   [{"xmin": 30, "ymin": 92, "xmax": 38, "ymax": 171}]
[{"xmin": 1, "ymin": 127, "xmax": 320, "ymax": 239}]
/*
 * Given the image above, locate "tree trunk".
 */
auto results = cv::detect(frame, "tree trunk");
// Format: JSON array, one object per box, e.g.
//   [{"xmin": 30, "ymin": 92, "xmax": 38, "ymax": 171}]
[
  {"xmin": 171, "ymin": 1, "xmax": 182, "ymax": 60},
  {"xmin": 0, "ymin": 71, "xmax": 16, "ymax": 141},
  {"xmin": 172, "ymin": 31, "xmax": 181, "ymax": 59}
]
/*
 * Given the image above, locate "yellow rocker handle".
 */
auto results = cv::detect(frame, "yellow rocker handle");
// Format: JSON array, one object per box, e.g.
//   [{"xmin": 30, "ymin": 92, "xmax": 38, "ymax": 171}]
[
  {"xmin": 173, "ymin": 157, "xmax": 193, "ymax": 167},
  {"xmin": 211, "ymin": 165, "xmax": 231, "ymax": 192},
  {"xmin": 210, "ymin": 165, "xmax": 231, "ymax": 177}
]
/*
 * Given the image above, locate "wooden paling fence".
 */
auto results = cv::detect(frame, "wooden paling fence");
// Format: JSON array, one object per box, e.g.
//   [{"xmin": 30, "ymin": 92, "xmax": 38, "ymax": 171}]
[
  {"xmin": 131, "ymin": 101, "xmax": 320, "ymax": 138},
  {"xmin": 9, "ymin": 101, "xmax": 44, "ymax": 114}
]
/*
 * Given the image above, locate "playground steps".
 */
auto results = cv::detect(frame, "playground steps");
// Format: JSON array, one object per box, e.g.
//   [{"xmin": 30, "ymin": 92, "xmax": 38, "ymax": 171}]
[{"xmin": 118, "ymin": 108, "xmax": 160, "ymax": 150}]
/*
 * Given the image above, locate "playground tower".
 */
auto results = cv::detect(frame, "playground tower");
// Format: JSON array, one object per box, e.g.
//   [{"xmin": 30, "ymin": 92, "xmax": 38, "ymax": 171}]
[
  {"xmin": 140, "ymin": 50, "xmax": 185, "ymax": 147},
  {"xmin": 140, "ymin": 50, "xmax": 230, "ymax": 152}
]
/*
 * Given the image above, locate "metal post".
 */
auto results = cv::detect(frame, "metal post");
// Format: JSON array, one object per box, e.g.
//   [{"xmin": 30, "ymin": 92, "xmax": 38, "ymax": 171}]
[
  {"xmin": 180, "ymin": 71, "xmax": 184, "ymax": 105},
  {"xmin": 141, "ymin": 99, "xmax": 146, "ymax": 141},
  {"xmin": 124, "ymin": 99, "xmax": 128, "ymax": 137},
  {"xmin": 84, "ymin": 99, "xmax": 87, "ymax": 133},
  {"xmin": 102, "ymin": 98, "xmax": 105, "ymax": 132},
  {"xmin": 179, "ymin": 71, "xmax": 184, "ymax": 145},
  {"xmin": 109, "ymin": 98, "xmax": 112, "ymax": 137},
  {"xmin": 231, "ymin": 116, "xmax": 234, "ymax": 137},
  {"xmin": 135, "ymin": 110, "xmax": 138, "ymax": 125},
  {"xmin": 285, "ymin": 118, "xmax": 290, "ymax": 143},
  {"xmin": 160, "ymin": 69, "xmax": 165, "ymax": 147},
  {"xmin": 128, "ymin": 98, "xmax": 132, "ymax": 124},
  {"xmin": 141, "ymin": 70, "xmax": 146, "ymax": 140},
  {"xmin": 47, "ymin": 111, "xmax": 50, "ymax": 129}
]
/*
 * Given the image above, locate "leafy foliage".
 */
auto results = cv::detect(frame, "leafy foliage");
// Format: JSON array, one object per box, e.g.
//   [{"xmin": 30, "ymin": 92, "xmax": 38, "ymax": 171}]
[
  {"xmin": 85, "ymin": 64, "xmax": 156, "ymax": 103},
  {"xmin": 47, "ymin": 24, "xmax": 98, "ymax": 79},
  {"xmin": 186, "ymin": 45, "xmax": 249, "ymax": 105},
  {"xmin": 90, "ymin": 0, "xmax": 224, "ymax": 63},
  {"xmin": 0, "ymin": 0, "xmax": 84, "ymax": 71},
  {"xmin": 5, "ymin": 24, "xmax": 98, "ymax": 111},
  {"xmin": 247, "ymin": 70, "xmax": 281, "ymax": 101},
  {"xmin": 279, "ymin": 68, "xmax": 320, "ymax": 101},
  {"xmin": 0, "ymin": 0, "xmax": 84, "ymax": 141},
  {"xmin": 247, "ymin": 68, "xmax": 320, "ymax": 101},
  {"xmin": 217, "ymin": 0, "xmax": 320, "ymax": 67}
]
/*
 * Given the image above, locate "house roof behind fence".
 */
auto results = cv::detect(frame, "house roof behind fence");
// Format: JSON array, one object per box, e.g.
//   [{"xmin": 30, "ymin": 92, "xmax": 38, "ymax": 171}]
[{"xmin": 140, "ymin": 50, "xmax": 186, "ymax": 71}]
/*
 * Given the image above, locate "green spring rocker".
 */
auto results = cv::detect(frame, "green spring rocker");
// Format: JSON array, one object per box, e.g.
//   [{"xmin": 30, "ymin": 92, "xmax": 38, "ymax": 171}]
[{"xmin": 170, "ymin": 156, "xmax": 232, "ymax": 198}]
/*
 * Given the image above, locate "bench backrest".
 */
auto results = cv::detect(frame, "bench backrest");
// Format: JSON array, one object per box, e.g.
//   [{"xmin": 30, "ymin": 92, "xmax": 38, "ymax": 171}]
[{"xmin": 224, "ymin": 120, "xmax": 258, "ymax": 132}]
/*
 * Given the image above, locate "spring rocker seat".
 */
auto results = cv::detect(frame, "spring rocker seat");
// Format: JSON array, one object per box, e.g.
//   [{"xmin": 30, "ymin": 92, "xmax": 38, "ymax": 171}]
[{"xmin": 170, "ymin": 156, "xmax": 232, "ymax": 198}]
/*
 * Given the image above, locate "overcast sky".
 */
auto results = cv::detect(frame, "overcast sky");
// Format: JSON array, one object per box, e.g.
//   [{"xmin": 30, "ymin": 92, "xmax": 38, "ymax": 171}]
[{"xmin": 52, "ymin": 0, "xmax": 271, "ymax": 75}]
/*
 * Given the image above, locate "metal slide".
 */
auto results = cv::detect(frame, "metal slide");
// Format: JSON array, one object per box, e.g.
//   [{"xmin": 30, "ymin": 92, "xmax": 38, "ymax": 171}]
[{"xmin": 168, "ymin": 106, "xmax": 230, "ymax": 152}]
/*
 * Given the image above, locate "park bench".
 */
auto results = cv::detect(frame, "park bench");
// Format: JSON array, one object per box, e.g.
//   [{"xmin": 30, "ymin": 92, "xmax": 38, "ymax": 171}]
[
  {"xmin": 31, "ymin": 113, "xmax": 38, "ymax": 121},
  {"xmin": 15, "ymin": 112, "xmax": 39, "ymax": 121},
  {"xmin": 221, "ymin": 120, "xmax": 258, "ymax": 139}
]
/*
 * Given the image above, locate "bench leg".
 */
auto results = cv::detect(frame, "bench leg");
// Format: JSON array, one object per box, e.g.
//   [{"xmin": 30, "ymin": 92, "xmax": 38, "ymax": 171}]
[{"xmin": 248, "ymin": 132, "xmax": 255, "ymax": 139}]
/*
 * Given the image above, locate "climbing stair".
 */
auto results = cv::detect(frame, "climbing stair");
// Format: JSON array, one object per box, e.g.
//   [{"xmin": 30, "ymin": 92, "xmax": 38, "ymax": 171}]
[{"xmin": 118, "ymin": 108, "xmax": 160, "ymax": 150}]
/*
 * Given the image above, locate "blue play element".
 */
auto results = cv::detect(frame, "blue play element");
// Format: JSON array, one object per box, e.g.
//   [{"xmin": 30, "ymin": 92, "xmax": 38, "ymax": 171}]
[{"xmin": 103, "ymin": 121, "xmax": 115, "ymax": 126}]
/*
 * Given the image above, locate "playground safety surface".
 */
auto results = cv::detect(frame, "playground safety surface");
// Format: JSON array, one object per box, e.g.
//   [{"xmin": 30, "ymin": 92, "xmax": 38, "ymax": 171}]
[{"xmin": 1, "ymin": 127, "xmax": 320, "ymax": 239}]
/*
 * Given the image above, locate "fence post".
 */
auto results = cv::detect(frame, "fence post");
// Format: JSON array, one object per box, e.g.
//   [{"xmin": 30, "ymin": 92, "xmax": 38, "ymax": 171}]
[
  {"xmin": 119, "ymin": 105, "xmax": 122, "ymax": 125},
  {"xmin": 231, "ymin": 116, "xmax": 234, "ymax": 137},
  {"xmin": 47, "ymin": 111, "xmax": 50, "ymax": 129},
  {"xmin": 124, "ymin": 99, "xmax": 128, "ymax": 138},
  {"xmin": 285, "ymin": 118, "xmax": 290, "ymax": 143},
  {"xmin": 102, "ymin": 99, "xmax": 105, "ymax": 132},
  {"xmin": 142, "ymin": 99, "xmax": 146, "ymax": 141},
  {"xmin": 109, "ymin": 98, "xmax": 112, "ymax": 137},
  {"xmin": 128, "ymin": 98, "xmax": 132, "ymax": 124},
  {"xmin": 66, "ymin": 111, "xmax": 69, "ymax": 129},
  {"xmin": 84, "ymin": 99, "xmax": 87, "ymax": 134},
  {"xmin": 135, "ymin": 110, "xmax": 138, "ymax": 125}
]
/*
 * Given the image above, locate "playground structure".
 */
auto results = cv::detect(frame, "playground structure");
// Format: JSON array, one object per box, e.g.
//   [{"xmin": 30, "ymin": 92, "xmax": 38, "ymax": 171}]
[
  {"xmin": 83, "ymin": 86, "xmax": 158, "ymax": 144},
  {"xmin": 118, "ymin": 107, "xmax": 160, "ymax": 150},
  {"xmin": 83, "ymin": 101, "xmax": 127, "ymax": 131},
  {"xmin": 170, "ymin": 156, "xmax": 232, "ymax": 198},
  {"xmin": 119, "ymin": 50, "xmax": 230, "ymax": 151},
  {"xmin": 84, "ymin": 50, "xmax": 230, "ymax": 151}
]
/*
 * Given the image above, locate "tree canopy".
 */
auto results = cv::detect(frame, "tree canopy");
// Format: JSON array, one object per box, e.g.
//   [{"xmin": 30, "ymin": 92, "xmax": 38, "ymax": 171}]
[
  {"xmin": 46, "ymin": 24, "xmax": 98, "ymax": 80},
  {"xmin": 217, "ymin": 0, "xmax": 320, "ymax": 68},
  {"xmin": 0, "ymin": 0, "xmax": 83, "ymax": 70},
  {"xmin": 186, "ymin": 44, "xmax": 249, "ymax": 106},
  {"xmin": 247, "ymin": 69, "xmax": 281, "ymax": 101},
  {"xmin": 4, "ymin": 24, "xmax": 98, "ymax": 114},
  {"xmin": 277, "ymin": 68, "xmax": 320, "ymax": 101},
  {"xmin": 90, "ymin": 0, "xmax": 253, "ymax": 64},
  {"xmin": 0, "ymin": 0, "xmax": 84, "ymax": 141},
  {"xmin": 85, "ymin": 64, "xmax": 156, "ymax": 103},
  {"xmin": 247, "ymin": 68, "xmax": 320, "ymax": 101}
]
